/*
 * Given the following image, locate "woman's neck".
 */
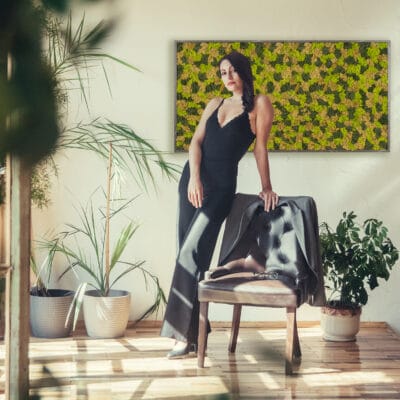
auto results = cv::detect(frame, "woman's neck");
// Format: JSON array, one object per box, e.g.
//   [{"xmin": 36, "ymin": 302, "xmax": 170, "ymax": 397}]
[{"xmin": 230, "ymin": 93, "xmax": 243, "ymax": 102}]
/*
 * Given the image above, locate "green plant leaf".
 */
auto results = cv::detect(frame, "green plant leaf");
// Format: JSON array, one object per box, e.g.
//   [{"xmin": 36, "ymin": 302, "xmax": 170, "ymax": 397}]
[
  {"xmin": 110, "ymin": 223, "xmax": 139, "ymax": 270},
  {"xmin": 68, "ymin": 283, "xmax": 87, "ymax": 330},
  {"xmin": 109, "ymin": 260, "xmax": 145, "ymax": 289}
]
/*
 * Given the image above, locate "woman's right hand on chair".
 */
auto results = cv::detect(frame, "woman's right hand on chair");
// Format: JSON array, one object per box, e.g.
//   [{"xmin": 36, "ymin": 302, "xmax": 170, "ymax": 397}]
[
  {"xmin": 259, "ymin": 188, "xmax": 279, "ymax": 212},
  {"xmin": 188, "ymin": 176, "xmax": 204, "ymax": 208}
]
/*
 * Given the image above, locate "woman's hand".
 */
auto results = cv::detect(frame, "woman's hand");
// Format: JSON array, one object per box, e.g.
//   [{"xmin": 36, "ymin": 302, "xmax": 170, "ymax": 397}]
[
  {"xmin": 188, "ymin": 176, "xmax": 204, "ymax": 208},
  {"xmin": 259, "ymin": 188, "xmax": 279, "ymax": 212}
]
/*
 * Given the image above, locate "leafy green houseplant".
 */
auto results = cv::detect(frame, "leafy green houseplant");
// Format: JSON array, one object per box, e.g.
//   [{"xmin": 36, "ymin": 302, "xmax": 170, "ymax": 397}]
[{"xmin": 319, "ymin": 211, "xmax": 399, "ymax": 341}]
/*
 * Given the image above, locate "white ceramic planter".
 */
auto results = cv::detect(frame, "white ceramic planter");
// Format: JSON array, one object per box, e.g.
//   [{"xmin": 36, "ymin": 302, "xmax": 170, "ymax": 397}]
[
  {"xmin": 83, "ymin": 289, "xmax": 131, "ymax": 338},
  {"xmin": 30, "ymin": 289, "xmax": 74, "ymax": 338},
  {"xmin": 321, "ymin": 306, "xmax": 361, "ymax": 341}
]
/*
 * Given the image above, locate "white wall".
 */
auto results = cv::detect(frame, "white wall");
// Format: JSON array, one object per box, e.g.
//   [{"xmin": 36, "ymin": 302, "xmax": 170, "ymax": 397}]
[{"xmin": 34, "ymin": 0, "xmax": 400, "ymax": 332}]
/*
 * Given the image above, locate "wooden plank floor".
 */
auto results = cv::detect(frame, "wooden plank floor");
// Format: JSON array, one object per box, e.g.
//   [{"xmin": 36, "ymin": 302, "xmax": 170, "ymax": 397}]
[{"xmin": 1, "ymin": 322, "xmax": 400, "ymax": 399}]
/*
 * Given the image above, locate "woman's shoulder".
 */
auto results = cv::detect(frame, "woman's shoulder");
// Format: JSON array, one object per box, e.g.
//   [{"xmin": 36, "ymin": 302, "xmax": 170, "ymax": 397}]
[
  {"xmin": 253, "ymin": 94, "xmax": 273, "ymax": 114},
  {"xmin": 195, "ymin": 97, "xmax": 223, "ymax": 123},
  {"xmin": 206, "ymin": 97, "xmax": 223, "ymax": 109},
  {"xmin": 254, "ymin": 94, "xmax": 272, "ymax": 107},
  {"xmin": 202, "ymin": 97, "xmax": 223, "ymax": 116}
]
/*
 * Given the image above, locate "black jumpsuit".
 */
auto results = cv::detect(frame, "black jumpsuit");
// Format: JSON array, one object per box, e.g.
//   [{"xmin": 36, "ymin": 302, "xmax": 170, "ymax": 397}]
[{"xmin": 160, "ymin": 99, "xmax": 255, "ymax": 343}]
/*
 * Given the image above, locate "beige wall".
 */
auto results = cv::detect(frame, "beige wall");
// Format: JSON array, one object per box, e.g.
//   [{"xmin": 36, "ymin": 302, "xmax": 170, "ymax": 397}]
[{"xmin": 34, "ymin": 0, "xmax": 400, "ymax": 331}]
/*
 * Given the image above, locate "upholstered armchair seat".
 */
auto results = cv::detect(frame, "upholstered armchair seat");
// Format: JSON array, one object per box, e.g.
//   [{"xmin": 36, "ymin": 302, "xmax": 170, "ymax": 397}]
[{"xmin": 199, "ymin": 272, "xmax": 298, "ymax": 307}]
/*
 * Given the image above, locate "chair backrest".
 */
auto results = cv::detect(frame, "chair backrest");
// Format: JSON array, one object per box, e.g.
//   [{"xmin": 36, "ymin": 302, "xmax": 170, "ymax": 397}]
[
  {"xmin": 217, "ymin": 193, "xmax": 325, "ymax": 306},
  {"xmin": 249, "ymin": 205, "xmax": 313, "ymax": 304}
]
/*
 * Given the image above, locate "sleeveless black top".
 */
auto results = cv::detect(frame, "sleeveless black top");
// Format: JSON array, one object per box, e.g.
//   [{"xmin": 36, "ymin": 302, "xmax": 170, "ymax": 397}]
[{"xmin": 200, "ymin": 99, "xmax": 255, "ymax": 191}]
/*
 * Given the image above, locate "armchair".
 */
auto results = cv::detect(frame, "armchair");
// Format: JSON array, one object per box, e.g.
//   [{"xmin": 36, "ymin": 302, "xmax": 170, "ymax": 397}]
[{"xmin": 197, "ymin": 194, "xmax": 325, "ymax": 375}]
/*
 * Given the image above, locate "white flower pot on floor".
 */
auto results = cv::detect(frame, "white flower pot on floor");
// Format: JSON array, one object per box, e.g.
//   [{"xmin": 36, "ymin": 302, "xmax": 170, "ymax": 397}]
[
  {"xmin": 83, "ymin": 289, "xmax": 131, "ymax": 338},
  {"xmin": 321, "ymin": 306, "xmax": 361, "ymax": 342}
]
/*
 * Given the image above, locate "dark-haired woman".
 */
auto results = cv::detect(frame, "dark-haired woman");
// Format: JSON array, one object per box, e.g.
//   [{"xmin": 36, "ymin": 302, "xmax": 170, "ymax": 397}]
[{"xmin": 160, "ymin": 51, "xmax": 278, "ymax": 358}]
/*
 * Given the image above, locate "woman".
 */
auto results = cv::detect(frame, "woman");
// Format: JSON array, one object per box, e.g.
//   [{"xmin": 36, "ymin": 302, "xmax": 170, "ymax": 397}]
[{"xmin": 160, "ymin": 50, "xmax": 278, "ymax": 358}]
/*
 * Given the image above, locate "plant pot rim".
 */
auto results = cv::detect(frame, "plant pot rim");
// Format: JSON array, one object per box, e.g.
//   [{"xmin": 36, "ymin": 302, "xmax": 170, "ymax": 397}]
[
  {"xmin": 322, "ymin": 304, "xmax": 362, "ymax": 317},
  {"xmin": 84, "ymin": 289, "xmax": 130, "ymax": 298},
  {"xmin": 30, "ymin": 288, "xmax": 74, "ymax": 297}
]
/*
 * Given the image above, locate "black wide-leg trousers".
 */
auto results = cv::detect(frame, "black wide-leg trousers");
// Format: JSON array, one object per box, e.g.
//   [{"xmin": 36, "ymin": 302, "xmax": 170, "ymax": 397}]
[{"xmin": 160, "ymin": 165, "xmax": 235, "ymax": 343}]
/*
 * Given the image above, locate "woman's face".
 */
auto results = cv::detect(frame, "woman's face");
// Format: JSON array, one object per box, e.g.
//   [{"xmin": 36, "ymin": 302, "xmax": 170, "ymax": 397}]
[{"xmin": 219, "ymin": 59, "xmax": 243, "ymax": 94}]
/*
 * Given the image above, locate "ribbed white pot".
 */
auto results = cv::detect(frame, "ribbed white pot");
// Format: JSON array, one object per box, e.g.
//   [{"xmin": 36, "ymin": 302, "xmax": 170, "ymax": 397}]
[
  {"xmin": 30, "ymin": 289, "xmax": 74, "ymax": 338},
  {"xmin": 321, "ymin": 306, "xmax": 361, "ymax": 342},
  {"xmin": 83, "ymin": 289, "xmax": 131, "ymax": 338}
]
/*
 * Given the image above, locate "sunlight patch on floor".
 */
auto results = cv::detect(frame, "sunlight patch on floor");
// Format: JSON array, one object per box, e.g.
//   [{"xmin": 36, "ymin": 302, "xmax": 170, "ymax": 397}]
[
  {"xmin": 84, "ymin": 379, "xmax": 144, "ymax": 399},
  {"xmin": 257, "ymin": 372, "xmax": 281, "ymax": 389},
  {"xmin": 302, "ymin": 370, "xmax": 393, "ymax": 387},
  {"xmin": 257, "ymin": 329, "xmax": 286, "ymax": 340},
  {"xmin": 141, "ymin": 376, "xmax": 229, "ymax": 399},
  {"xmin": 257, "ymin": 327, "xmax": 323, "ymax": 339},
  {"xmin": 243, "ymin": 354, "xmax": 258, "ymax": 364},
  {"xmin": 121, "ymin": 356, "xmax": 198, "ymax": 373}
]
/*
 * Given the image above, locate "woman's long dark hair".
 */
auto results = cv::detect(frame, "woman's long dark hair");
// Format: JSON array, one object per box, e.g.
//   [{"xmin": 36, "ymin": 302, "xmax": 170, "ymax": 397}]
[{"xmin": 219, "ymin": 51, "xmax": 255, "ymax": 112}]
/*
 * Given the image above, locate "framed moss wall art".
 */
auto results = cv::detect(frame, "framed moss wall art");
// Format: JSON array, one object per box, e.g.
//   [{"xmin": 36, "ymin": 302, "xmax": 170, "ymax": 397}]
[{"xmin": 174, "ymin": 41, "xmax": 389, "ymax": 152}]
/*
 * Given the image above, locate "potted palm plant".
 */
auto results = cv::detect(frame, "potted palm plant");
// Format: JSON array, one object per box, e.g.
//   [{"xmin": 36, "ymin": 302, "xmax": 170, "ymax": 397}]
[
  {"xmin": 41, "ymin": 144, "xmax": 166, "ymax": 338},
  {"xmin": 319, "ymin": 211, "xmax": 399, "ymax": 341},
  {"xmin": 28, "ymin": 10, "xmax": 178, "ymax": 338}
]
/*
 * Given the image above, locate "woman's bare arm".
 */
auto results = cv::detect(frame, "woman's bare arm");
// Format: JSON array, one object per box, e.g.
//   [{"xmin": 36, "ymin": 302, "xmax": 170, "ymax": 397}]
[
  {"xmin": 188, "ymin": 98, "xmax": 221, "ymax": 208},
  {"xmin": 252, "ymin": 94, "xmax": 278, "ymax": 212}
]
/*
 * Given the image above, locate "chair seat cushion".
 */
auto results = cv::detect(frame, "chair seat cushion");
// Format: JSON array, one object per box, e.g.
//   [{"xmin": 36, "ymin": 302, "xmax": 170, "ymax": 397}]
[{"xmin": 198, "ymin": 272, "xmax": 299, "ymax": 307}]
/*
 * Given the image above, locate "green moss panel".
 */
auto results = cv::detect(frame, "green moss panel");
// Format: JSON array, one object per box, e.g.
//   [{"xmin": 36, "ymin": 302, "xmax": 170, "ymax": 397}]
[{"xmin": 175, "ymin": 41, "xmax": 389, "ymax": 152}]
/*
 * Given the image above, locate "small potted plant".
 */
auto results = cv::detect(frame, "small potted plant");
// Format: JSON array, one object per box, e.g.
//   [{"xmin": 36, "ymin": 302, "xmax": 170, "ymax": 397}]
[
  {"xmin": 29, "ymin": 247, "xmax": 75, "ymax": 338},
  {"xmin": 319, "ymin": 211, "xmax": 398, "ymax": 341},
  {"xmin": 41, "ymin": 144, "xmax": 167, "ymax": 338}
]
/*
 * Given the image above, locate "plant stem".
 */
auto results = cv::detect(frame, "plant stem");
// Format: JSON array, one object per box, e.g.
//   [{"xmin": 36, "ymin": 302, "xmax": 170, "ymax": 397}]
[{"xmin": 105, "ymin": 142, "xmax": 112, "ymax": 295}]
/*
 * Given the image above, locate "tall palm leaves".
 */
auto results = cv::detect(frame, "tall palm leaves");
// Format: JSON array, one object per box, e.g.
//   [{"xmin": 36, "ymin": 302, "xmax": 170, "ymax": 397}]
[
  {"xmin": 31, "ymin": 10, "xmax": 178, "ymax": 322},
  {"xmin": 32, "ymin": 10, "xmax": 179, "ymax": 206},
  {"xmin": 44, "ymin": 11, "xmax": 139, "ymax": 112},
  {"xmin": 59, "ymin": 119, "xmax": 180, "ymax": 192}
]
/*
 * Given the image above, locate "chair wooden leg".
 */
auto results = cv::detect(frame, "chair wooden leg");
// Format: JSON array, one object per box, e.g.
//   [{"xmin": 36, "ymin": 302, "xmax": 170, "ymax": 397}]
[
  {"xmin": 229, "ymin": 304, "xmax": 242, "ymax": 353},
  {"xmin": 285, "ymin": 307, "xmax": 297, "ymax": 375},
  {"xmin": 293, "ymin": 310, "xmax": 301, "ymax": 359},
  {"xmin": 197, "ymin": 301, "xmax": 209, "ymax": 368}
]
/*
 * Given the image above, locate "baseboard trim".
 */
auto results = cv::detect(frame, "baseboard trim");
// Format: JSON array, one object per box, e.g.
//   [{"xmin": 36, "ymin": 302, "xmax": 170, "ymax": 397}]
[{"xmin": 127, "ymin": 320, "xmax": 388, "ymax": 329}]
